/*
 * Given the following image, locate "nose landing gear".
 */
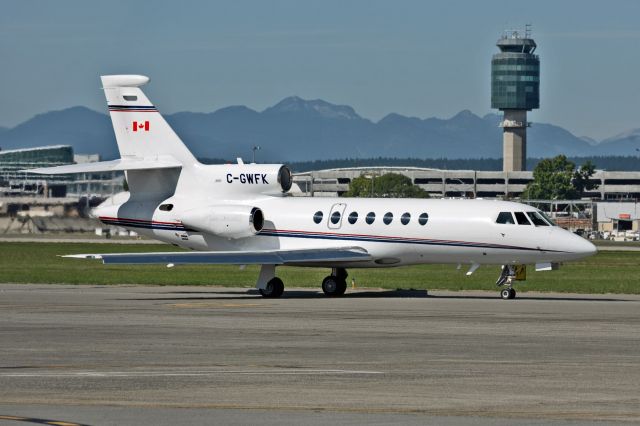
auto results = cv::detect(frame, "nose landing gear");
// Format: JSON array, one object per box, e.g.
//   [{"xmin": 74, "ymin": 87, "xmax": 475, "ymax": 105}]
[
  {"xmin": 496, "ymin": 265, "xmax": 520, "ymax": 300},
  {"xmin": 500, "ymin": 287, "xmax": 516, "ymax": 300}
]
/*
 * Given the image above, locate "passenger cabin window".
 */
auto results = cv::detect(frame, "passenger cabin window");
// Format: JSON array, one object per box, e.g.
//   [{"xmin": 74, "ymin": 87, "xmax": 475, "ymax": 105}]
[
  {"xmin": 159, "ymin": 204, "xmax": 173, "ymax": 211},
  {"xmin": 313, "ymin": 211, "xmax": 323, "ymax": 224},
  {"xmin": 527, "ymin": 212, "xmax": 550, "ymax": 226},
  {"xmin": 514, "ymin": 211, "xmax": 531, "ymax": 225},
  {"xmin": 383, "ymin": 212, "xmax": 393, "ymax": 225},
  {"xmin": 123, "ymin": 95, "xmax": 138, "ymax": 101},
  {"xmin": 348, "ymin": 211, "xmax": 358, "ymax": 224},
  {"xmin": 366, "ymin": 212, "xmax": 376, "ymax": 225},
  {"xmin": 330, "ymin": 211, "xmax": 341, "ymax": 224},
  {"xmin": 418, "ymin": 213, "xmax": 429, "ymax": 226},
  {"xmin": 401, "ymin": 212, "xmax": 411, "ymax": 225},
  {"xmin": 496, "ymin": 211, "xmax": 515, "ymax": 224}
]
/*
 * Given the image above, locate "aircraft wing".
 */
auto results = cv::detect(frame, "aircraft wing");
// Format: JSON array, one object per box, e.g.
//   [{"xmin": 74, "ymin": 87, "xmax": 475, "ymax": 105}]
[
  {"xmin": 63, "ymin": 246, "xmax": 372, "ymax": 265},
  {"xmin": 23, "ymin": 156, "xmax": 182, "ymax": 175}
]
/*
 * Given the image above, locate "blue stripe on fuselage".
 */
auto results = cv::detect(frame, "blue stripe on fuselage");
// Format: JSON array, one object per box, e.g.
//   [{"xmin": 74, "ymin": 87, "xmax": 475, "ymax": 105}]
[{"xmin": 258, "ymin": 229, "xmax": 559, "ymax": 252}]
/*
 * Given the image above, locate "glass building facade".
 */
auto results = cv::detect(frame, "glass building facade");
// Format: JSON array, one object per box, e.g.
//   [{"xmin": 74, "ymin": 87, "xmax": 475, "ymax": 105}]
[
  {"xmin": 0, "ymin": 145, "xmax": 74, "ymax": 164},
  {"xmin": 491, "ymin": 38, "xmax": 540, "ymax": 110},
  {"xmin": 0, "ymin": 145, "xmax": 124, "ymax": 198},
  {"xmin": 0, "ymin": 145, "xmax": 74, "ymax": 197}
]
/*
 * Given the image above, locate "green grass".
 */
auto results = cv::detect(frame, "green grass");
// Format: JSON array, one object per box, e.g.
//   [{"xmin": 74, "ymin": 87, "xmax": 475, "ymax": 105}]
[
  {"xmin": 1, "ymin": 242, "xmax": 639, "ymax": 294},
  {"xmin": 593, "ymin": 239, "xmax": 640, "ymax": 247}
]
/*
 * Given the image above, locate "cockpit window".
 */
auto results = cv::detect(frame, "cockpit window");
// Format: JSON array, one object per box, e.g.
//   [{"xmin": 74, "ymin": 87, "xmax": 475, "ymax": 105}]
[
  {"xmin": 514, "ymin": 211, "xmax": 531, "ymax": 225},
  {"xmin": 496, "ymin": 211, "xmax": 515, "ymax": 224},
  {"xmin": 539, "ymin": 211, "xmax": 557, "ymax": 226},
  {"xmin": 527, "ymin": 211, "xmax": 549, "ymax": 226}
]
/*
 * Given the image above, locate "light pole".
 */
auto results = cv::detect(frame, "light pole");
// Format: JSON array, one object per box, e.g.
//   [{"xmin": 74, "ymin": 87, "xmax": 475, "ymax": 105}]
[
  {"xmin": 369, "ymin": 172, "xmax": 374, "ymax": 198},
  {"xmin": 363, "ymin": 172, "xmax": 376, "ymax": 197},
  {"xmin": 252, "ymin": 145, "xmax": 261, "ymax": 163}
]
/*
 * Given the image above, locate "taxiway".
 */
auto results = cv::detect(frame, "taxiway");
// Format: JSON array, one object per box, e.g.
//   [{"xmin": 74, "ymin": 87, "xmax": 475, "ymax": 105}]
[{"xmin": 0, "ymin": 284, "xmax": 638, "ymax": 425}]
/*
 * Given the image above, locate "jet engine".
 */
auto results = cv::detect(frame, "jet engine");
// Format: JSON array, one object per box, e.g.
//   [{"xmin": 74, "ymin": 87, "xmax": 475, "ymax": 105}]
[
  {"xmin": 181, "ymin": 205, "xmax": 264, "ymax": 239},
  {"xmin": 215, "ymin": 164, "xmax": 292, "ymax": 196}
]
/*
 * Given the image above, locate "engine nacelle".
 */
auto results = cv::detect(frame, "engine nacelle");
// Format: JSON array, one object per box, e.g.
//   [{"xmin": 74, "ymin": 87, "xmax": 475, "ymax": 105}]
[
  {"xmin": 213, "ymin": 164, "xmax": 292, "ymax": 196},
  {"xmin": 181, "ymin": 205, "xmax": 264, "ymax": 239}
]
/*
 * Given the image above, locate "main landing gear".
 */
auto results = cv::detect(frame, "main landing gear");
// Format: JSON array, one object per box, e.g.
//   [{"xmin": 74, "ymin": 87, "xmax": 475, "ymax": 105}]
[
  {"xmin": 257, "ymin": 265, "xmax": 349, "ymax": 298},
  {"xmin": 321, "ymin": 268, "xmax": 348, "ymax": 297},
  {"xmin": 259, "ymin": 277, "xmax": 284, "ymax": 298},
  {"xmin": 496, "ymin": 265, "xmax": 517, "ymax": 300}
]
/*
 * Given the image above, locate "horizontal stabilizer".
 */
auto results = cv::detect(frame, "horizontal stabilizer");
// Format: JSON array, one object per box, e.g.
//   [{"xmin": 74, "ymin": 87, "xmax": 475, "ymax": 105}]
[
  {"xmin": 63, "ymin": 247, "xmax": 371, "ymax": 266},
  {"xmin": 24, "ymin": 156, "xmax": 182, "ymax": 175}
]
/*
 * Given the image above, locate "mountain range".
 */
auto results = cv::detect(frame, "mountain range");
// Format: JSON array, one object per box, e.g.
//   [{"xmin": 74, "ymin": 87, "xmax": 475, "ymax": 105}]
[{"xmin": 0, "ymin": 97, "xmax": 639, "ymax": 162}]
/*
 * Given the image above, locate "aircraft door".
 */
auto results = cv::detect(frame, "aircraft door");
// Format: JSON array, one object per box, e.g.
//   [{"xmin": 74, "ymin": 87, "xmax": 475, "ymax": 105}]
[{"xmin": 327, "ymin": 203, "xmax": 347, "ymax": 229}]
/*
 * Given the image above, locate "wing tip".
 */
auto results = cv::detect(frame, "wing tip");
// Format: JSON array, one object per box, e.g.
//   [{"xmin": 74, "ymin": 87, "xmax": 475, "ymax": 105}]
[{"xmin": 61, "ymin": 254, "xmax": 103, "ymax": 260}]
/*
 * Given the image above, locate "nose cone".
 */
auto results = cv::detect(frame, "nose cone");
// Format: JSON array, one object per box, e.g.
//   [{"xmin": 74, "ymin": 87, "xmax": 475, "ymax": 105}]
[
  {"xmin": 549, "ymin": 228, "xmax": 597, "ymax": 261},
  {"xmin": 572, "ymin": 233, "xmax": 597, "ymax": 258}
]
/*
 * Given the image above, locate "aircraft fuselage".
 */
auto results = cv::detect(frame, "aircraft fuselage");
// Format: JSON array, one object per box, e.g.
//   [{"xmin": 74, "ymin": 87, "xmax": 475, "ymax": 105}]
[{"xmin": 95, "ymin": 193, "xmax": 595, "ymax": 268}]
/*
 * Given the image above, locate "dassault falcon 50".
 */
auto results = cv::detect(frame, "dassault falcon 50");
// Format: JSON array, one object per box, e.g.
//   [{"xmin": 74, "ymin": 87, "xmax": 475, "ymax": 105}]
[{"xmin": 29, "ymin": 75, "xmax": 597, "ymax": 299}]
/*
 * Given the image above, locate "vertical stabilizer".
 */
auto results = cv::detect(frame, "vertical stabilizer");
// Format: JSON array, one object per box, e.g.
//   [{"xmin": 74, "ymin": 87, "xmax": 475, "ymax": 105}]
[{"xmin": 101, "ymin": 75, "xmax": 197, "ymax": 166}]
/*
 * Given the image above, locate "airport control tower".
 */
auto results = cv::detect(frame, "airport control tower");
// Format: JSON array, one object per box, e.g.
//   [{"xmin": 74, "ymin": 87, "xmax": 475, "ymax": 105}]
[{"xmin": 491, "ymin": 28, "xmax": 540, "ymax": 171}]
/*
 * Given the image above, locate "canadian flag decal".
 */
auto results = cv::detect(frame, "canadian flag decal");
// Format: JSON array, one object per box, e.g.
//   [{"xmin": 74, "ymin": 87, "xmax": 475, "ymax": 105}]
[{"xmin": 133, "ymin": 121, "xmax": 150, "ymax": 132}]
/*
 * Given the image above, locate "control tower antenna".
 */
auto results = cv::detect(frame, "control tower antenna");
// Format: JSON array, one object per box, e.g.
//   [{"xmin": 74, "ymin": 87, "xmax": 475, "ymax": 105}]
[
  {"xmin": 525, "ymin": 23, "xmax": 532, "ymax": 39},
  {"xmin": 491, "ymin": 27, "xmax": 540, "ymax": 171}
]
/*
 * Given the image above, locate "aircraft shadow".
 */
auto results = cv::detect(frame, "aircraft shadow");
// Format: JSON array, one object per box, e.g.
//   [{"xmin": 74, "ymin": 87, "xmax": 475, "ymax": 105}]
[
  {"xmin": 120, "ymin": 289, "xmax": 631, "ymax": 302},
  {"xmin": 121, "ymin": 288, "xmax": 429, "ymax": 301}
]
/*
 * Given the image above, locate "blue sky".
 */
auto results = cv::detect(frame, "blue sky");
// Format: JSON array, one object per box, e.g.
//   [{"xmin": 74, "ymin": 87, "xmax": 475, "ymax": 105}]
[{"xmin": 1, "ymin": 0, "xmax": 639, "ymax": 140}]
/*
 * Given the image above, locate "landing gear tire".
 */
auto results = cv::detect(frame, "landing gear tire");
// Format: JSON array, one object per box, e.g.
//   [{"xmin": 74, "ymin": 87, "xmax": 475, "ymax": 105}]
[
  {"xmin": 259, "ymin": 277, "xmax": 284, "ymax": 298},
  {"xmin": 500, "ymin": 288, "xmax": 510, "ymax": 299},
  {"xmin": 322, "ymin": 276, "xmax": 347, "ymax": 297},
  {"xmin": 500, "ymin": 288, "xmax": 516, "ymax": 300}
]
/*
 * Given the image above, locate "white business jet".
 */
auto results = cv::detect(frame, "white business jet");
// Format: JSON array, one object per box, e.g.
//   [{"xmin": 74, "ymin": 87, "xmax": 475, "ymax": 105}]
[{"xmin": 29, "ymin": 75, "xmax": 596, "ymax": 299}]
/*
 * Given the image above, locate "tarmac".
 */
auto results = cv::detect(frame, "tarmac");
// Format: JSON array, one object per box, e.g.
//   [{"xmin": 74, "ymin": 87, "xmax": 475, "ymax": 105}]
[{"xmin": 0, "ymin": 284, "xmax": 639, "ymax": 425}]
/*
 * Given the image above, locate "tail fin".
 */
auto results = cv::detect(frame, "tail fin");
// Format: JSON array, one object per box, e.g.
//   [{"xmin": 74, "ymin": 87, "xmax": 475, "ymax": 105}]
[{"xmin": 101, "ymin": 75, "xmax": 197, "ymax": 166}]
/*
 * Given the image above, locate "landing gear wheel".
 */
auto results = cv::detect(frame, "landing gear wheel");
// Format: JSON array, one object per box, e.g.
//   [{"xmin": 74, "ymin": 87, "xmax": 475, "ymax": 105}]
[
  {"xmin": 500, "ymin": 288, "xmax": 516, "ymax": 300},
  {"xmin": 322, "ymin": 276, "xmax": 347, "ymax": 297},
  {"xmin": 259, "ymin": 277, "xmax": 284, "ymax": 298}
]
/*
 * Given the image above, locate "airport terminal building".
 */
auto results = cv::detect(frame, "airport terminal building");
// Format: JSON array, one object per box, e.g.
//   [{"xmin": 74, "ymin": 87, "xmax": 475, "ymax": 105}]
[
  {"xmin": 2, "ymin": 146, "xmax": 640, "ymax": 237},
  {"xmin": 0, "ymin": 145, "xmax": 123, "ymax": 220},
  {"xmin": 0, "ymin": 145, "xmax": 75, "ymax": 197},
  {"xmin": 292, "ymin": 167, "xmax": 640, "ymax": 201},
  {"xmin": 0, "ymin": 145, "xmax": 122, "ymax": 198}
]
